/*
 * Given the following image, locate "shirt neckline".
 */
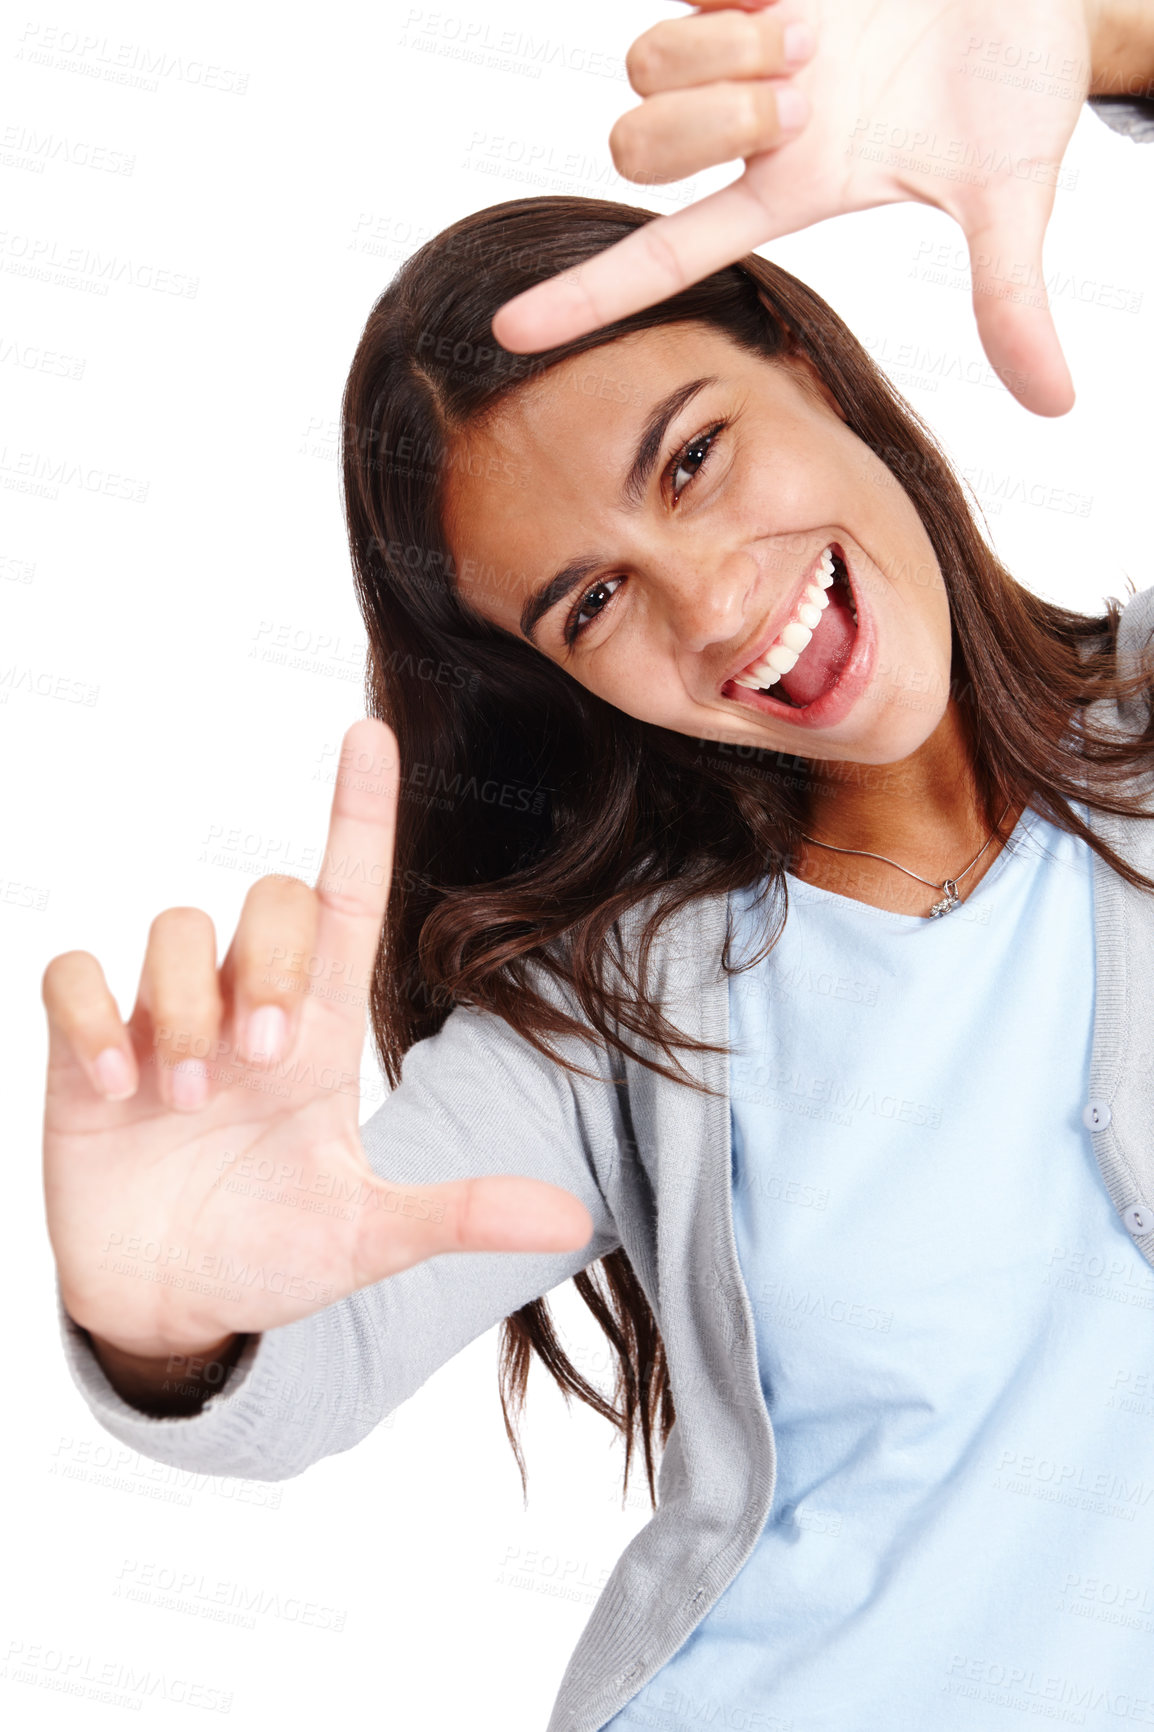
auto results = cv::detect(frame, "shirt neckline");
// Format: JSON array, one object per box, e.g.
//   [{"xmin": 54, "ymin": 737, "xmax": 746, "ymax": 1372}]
[{"xmin": 780, "ymin": 803, "xmax": 1047, "ymax": 927}]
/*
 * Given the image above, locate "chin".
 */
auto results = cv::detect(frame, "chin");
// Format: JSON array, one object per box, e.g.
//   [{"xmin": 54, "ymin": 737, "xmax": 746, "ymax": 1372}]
[
  {"xmin": 815, "ymin": 706, "xmax": 947, "ymax": 767},
  {"xmin": 728, "ymin": 667, "xmax": 948, "ymax": 771},
  {"xmin": 789, "ymin": 655, "xmax": 951, "ymax": 760}
]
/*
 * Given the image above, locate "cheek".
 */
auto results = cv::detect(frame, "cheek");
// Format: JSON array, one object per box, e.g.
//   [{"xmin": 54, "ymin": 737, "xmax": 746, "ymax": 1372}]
[
  {"xmin": 740, "ymin": 444, "xmax": 831, "ymax": 529},
  {"xmin": 870, "ymin": 581, "xmax": 954, "ymax": 739},
  {"xmin": 883, "ymin": 545, "xmax": 952, "ymax": 675},
  {"xmin": 575, "ymin": 626, "xmax": 688, "ymax": 728},
  {"xmin": 738, "ymin": 435, "xmax": 866, "ymax": 570}
]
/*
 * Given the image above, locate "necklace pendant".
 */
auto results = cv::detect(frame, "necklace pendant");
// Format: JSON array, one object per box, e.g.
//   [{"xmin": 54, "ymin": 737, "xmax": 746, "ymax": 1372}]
[{"xmin": 930, "ymin": 878, "xmax": 960, "ymax": 918}]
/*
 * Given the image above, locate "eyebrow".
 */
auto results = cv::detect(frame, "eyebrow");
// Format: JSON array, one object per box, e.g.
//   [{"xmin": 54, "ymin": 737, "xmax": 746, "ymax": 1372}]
[
  {"xmin": 518, "ymin": 555, "xmax": 604, "ymax": 646},
  {"xmin": 518, "ymin": 375, "xmax": 717, "ymax": 644},
  {"xmin": 621, "ymin": 375, "xmax": 715, "ymax": 508}
]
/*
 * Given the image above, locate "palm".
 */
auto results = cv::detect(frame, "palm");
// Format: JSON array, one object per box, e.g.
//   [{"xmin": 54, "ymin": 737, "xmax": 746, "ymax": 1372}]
[
  {"xmin": 742, "ymin": 0, "xmax": 1086, "ymax": 361},
  {"xmin": 44, "ymin": 998, "xmax": 374, "ymax": 1351},
  {"xmin": 42, "ymin": 720, "xmax": 592, "ymax": 1361}
]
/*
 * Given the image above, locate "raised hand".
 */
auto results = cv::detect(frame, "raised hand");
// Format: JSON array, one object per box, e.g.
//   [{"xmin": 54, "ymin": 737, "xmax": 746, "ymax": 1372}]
[
  {"xmin": 492, "ymin": 0, "xmax": 1106, "ymax": 417},
  {"xmin": 42, "ymin": 720, "xmax": 593, "ymax": 1370}
]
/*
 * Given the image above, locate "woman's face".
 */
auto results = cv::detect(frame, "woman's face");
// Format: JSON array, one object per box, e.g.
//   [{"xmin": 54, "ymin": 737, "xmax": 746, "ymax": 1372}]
[{"xmin": 443, "ymin": 322, "xmax": 952, "ymax": 765}]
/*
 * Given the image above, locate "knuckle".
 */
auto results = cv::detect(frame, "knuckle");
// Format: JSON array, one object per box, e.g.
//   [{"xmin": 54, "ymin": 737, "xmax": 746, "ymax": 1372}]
[
  {"xmin": 744, "ymin": 12, "xmax": 784, "ymax": 76},
  {"xmin": 448, "ymin": 1180, "xmax": 474, "ymax": 1252},
  {"xmin": 241, "ymin": 944, "xmax": 306, "ymax": 998},
  {"xmin": 42, "ymin": 950, "xmax": 99, "ymax": 1011},
  {"xmin": 729, "ymin": 84, "xmax": 775, "ymax": 155},
  {"xmin": 609, "ymin": 111, "xmax": 649, "ymax": 180},
  {"xmin": 237, "ymin": 877, "xmax": 316, "ymax": 976},
  {"xmin": 314, "ymin": 884, "xmax": 372, "ymax": 921},
  {"xmin": 625, "ymin": 32, "xmax": 665, "ymax": 93},
  {"xmin": 241, "ymin": 948, "xmax": 302, "ymax": 992},
  {"xmin": 248, "ymin": 973, "xmax": 299, "ymax": 1007},
  {"xmin": 149, "ymin": 905, "xmax": 215, "ymax": 947},
  {"xmin": 152, "ymin": 1015, "xmax": 220, "ymax": 1065},
  {"xmin": 712, "ymin": 12, "xmax": 757, "ymax": 76},
  {"xmin": 42, "ymin": 948, "xmax": 92, "ymax": 989},
  {"xmin": 246, "ymin": 872, "xmax": 314, "ymax": 911},
  {"xmin": 152, "ymin": 986, "xmax": 221, "ymax": 1033}
]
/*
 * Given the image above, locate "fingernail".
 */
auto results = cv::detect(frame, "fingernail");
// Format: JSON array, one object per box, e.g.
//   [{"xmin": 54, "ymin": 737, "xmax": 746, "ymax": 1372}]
[
  {"xmin": 242, "ymin": 1004, "xmax": 287, "ymax": 1065},
  {"xmin": 782, "ymin": 23, "xmax": 816, "ymax": 68},
  {"xmin": 171, "ymin": 1059, "xmax": 208, "ymax": 1112},
  {"xmin": 94, "ymin": 1047, "xmax": 135, "ymax": 1101},
  {"xmin": 776, "ymin": 85, "xmax": 811, "ymax": 134}
]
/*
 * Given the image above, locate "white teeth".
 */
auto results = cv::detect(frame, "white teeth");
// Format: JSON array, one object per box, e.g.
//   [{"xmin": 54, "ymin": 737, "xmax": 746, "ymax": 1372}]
[
  {"xmin": 730, "ymin": 546, "xmax": 843, "ymax": 696},
  {"xmin": 735, "ymin": 665, "xmax": 781, "ymax": 689},
  {"xmin": 767, "ymin": 643, "xmax": 799, "ymax": 676}
]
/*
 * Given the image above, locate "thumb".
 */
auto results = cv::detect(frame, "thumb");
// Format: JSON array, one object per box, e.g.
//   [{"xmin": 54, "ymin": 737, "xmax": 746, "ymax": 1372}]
[
  {"xmin": 353, "ymin": 1174, "xmax": 596, "ymax": 1284},
  {"xmin": 963, "ymin": 194, "xmax": 1074, "ymax": 417}
]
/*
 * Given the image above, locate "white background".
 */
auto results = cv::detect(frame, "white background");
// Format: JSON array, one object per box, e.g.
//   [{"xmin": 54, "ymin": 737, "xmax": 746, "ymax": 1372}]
[{"xmin": 2, "ymin": 2, "xmax": 1152, "ymax": 1727}]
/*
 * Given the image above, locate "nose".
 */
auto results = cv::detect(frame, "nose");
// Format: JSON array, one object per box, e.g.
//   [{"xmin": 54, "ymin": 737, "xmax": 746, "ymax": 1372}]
[{"xmin": 655, "ymin": 546, "xmax": 755, "ymax": 655}]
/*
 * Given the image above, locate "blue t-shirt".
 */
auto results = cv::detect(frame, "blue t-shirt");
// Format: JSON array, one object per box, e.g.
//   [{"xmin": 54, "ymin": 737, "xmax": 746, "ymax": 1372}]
[{"xmin": 607, "ymin": 811, "xmax": 1154, "ymax": 1731}]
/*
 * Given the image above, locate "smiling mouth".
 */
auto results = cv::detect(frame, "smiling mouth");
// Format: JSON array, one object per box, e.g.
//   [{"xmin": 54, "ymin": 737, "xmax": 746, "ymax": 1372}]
[{"xmin": 726, "ymin": 544, "xmax": 858, "ymax": 710}]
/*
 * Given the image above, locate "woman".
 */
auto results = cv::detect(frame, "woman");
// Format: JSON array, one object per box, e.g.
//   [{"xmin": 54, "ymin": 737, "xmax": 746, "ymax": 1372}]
[{"xmin": 43, "ymin": 145, "xmax": 1154, "ymax": 1732}]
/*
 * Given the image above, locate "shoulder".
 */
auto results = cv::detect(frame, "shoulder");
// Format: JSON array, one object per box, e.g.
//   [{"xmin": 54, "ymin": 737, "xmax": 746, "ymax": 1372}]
[
  {"xmin": 1115, "ymin": 583, "xmax": 1154, "ymax": 670},
  {"xmin": 1071, "ymin": 583, "xmax": 1154, "ymax": 752},
  {"xmin": 613, "ymin": 885, "xmax": 731, "ymax": 985},
  {"xmin": 530, "ymin": 885, "xmax": 734, "ymax": 1076},
  {"xmin": 1113, "ymin": 585, "xmax": 1154, "ymax": 736}
]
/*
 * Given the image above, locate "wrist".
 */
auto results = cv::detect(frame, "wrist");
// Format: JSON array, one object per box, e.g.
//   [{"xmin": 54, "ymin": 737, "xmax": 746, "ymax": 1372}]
[
  {"xmin": 88, "ymin": 1331, "xmax": 246, "ymax": 1416},
  {"xmin": 1086, "ymin": 0, "xmax": 1154, "ymax": 97}
]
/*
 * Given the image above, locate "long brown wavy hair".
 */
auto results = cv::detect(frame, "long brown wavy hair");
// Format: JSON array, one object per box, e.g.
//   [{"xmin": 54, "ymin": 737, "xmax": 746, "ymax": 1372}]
[{"xmin": 340, "ymin": 195, "xmax": 1154, "ymax": 1507}]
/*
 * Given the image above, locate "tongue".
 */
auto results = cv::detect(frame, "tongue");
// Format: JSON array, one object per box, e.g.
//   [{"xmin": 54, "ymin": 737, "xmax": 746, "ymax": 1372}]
[{"xmin": 778, "ymin": 587, "xmax": 857, "ymax": 706}]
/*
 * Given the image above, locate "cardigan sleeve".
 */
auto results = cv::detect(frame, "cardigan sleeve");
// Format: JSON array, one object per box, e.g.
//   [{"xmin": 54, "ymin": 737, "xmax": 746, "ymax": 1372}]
[
  {"xmin": 1088, "ymin": 93, "xmax": 1154, "ymax": 141},
  {"xmin": 58, "ymin": 1001, "xmax": 625, "ymax": 1481}
]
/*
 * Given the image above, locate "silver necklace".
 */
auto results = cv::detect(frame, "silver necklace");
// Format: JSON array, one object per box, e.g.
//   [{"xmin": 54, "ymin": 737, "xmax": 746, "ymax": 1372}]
[{"xmin": 799, "ymin": 802, "xmax": 1013, "ymax": 918}]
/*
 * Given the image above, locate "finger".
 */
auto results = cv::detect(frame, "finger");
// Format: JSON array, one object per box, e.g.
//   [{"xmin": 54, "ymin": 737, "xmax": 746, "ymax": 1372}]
[
  {"xmin": 962, "ymin": 193, "xmax": 1075, "ymax": 417},
  {"xmin": 136, "ymin": 908, "xmax": 222, "ymax": 1111},
  {"xmin": 354, "ymin": 1175, "xmax": 595, "ymax": 1281},
  {"xmin": 310, "ymin": 719, "xmax": 399, "ymax": 1038},
  {"xmin": 628, "ymin": 10, "xmax": 814, "ymax": 97},
  {"xmin": 42, "ymin": 951, "xmax": 139, "ymax": 1102},
  {"xmin": 492, "ymin": 177, "xmax": 779, "ymax": 353},
  {"xmin": 223, "ymin": 874, "xmax": 319, "ymax": 1066},
  {"xmin": 669, "ymin": 0, "xmax": 781, "ymax": 10},
  {"xmin": 612, "ymin": 79, "xmax": 809, "ymax": 185}
]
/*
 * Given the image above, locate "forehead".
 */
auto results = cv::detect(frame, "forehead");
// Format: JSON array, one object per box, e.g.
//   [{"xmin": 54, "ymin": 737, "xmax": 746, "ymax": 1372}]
[
  {"xmin": 463, "ymin": 321, "xmax": 741, "ymax": 462},
  {"xmin": 442, "ymin": 323, "xmax": 756, "ymax": 628}
]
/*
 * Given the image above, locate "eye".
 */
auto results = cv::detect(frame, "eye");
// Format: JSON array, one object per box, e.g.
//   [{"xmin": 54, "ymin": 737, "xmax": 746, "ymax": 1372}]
[
  {"xmin": 565, "ymin": 575, "xmax": 624, "ymax": 645},
  {"xmin": 667, "ymin": 421, "xmax": 726, "ymax": 503}
]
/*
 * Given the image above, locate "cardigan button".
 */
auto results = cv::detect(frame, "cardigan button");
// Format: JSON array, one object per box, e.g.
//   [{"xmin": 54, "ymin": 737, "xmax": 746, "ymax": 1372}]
[
  {"xmin": 1082, "ymin": 1100, "xmax": 1112, "ymax": 1130},
  {"xmin": 1123, "ymin": 1203, "xmax": 1153, "ymax": 1237}
]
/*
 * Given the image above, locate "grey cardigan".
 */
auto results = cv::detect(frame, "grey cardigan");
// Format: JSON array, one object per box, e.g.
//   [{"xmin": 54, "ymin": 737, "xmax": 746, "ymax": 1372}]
[{"xmin": 61, "ymin": 580, "xmax": 1154, "ymax": 1731}]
